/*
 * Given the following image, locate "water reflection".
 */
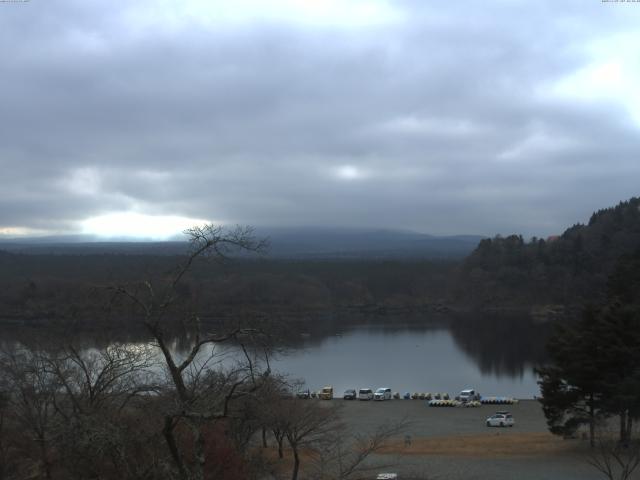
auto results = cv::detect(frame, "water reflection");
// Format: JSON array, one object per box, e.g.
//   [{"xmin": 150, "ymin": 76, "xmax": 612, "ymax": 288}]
[
  {"xmin": 266, "ymin": 316, "xmax": 544, "ymax": 398},
  {"xmin": 0, "ymin": 312, "xmax": 548, "ymax": 398},
  {"xmin": 449, "ymin": 312, "xmax": 550, "ymax": 378}
]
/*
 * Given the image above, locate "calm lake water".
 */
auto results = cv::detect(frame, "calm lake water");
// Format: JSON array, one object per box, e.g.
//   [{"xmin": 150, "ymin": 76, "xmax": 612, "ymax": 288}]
[
  {"xmin": 162, "ymin": 314, "xmax": 548, "ymax": 399},
  {"xmin": 2, "ymin": 313, "xmax": 547, "ymax": 399},
  {"xmin": 267, "ymin": 322, "xmax": 542, "ymax": 399}
]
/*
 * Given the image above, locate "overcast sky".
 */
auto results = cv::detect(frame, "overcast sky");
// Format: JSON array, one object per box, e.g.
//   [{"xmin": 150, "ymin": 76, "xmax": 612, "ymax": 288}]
[{"xmin": 1, "ymin": 0, "xmax": 639, "ymax": 239}]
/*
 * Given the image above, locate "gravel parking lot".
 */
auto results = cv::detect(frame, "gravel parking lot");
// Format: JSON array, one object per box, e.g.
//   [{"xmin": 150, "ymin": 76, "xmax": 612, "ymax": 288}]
[
  {"xmin": 332, "ymin": 399, "xmax": 603, "ymax": 480},
  {"xmin": 338, "ymin": 398, "xmax": 546, "ymax": 437}
]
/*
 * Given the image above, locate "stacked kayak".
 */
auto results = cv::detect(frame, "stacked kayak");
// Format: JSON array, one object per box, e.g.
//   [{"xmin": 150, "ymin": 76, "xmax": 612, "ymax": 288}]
[
  {"xmin": 428, "ymin": 399, "xmax": 459, "ymax": 407},
  {"xmin": 480, "ymin": 396, "xmax": 518, "ymax": 405}
]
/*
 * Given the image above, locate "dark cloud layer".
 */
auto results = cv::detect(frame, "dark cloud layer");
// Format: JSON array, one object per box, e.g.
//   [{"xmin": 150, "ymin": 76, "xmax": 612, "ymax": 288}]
[{"xmin": 1, "ymin": 0, "xmax": 639, "ymax": 237}]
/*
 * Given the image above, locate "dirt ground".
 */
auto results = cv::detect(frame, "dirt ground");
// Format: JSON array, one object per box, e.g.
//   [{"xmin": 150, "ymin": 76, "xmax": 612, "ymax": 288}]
[{"xmin": 330, "ymin": 399, "xmax": 605, "ymax": 480}]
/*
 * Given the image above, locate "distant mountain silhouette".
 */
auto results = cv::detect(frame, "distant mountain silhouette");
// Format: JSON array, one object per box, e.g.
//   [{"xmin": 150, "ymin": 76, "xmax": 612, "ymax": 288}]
[
  {"xmin": 0, "ymin": 227, "xmax": 484, "ymax": 259},
  {"xmin": 262, "ymin": 227, "xmax": 483, "ymax": 259}
]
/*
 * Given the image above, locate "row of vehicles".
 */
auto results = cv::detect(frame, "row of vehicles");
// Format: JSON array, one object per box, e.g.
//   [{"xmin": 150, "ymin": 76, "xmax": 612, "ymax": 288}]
[
  {"xmin": 304, "ymin": 387, "xmax": 484, "ymax": 402},
  {"xmin": 350, "ymin": 389, "xmax": 515, "ymax": 427},
  {"xmin": 300, "ymin": 386, "xmax": 394, "ymax": 401},
  {"xmin": 347, "ymin": 387, "xmax": 482, "ymax": 402},
  {"xmin": 343, "ymin": 387, "xmax": 393, "ymax": 401},
  {"xmin": 299, "ymin": 386, "xmax": 516, "ymax": 428},
  {"xmin": 296, "ymin": 386, "xmax": 334, "ymax": 399}
]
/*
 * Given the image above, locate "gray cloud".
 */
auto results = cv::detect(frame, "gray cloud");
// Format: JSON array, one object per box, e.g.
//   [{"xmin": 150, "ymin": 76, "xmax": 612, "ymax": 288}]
[{"xmin": 1, "ymin": 0, "xmax": 639, "ymax": 237}]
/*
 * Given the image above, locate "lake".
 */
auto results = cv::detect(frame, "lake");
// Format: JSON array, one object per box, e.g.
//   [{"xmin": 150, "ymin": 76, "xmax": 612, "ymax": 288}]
[
  {"xmin": 165, "ymin": 313, "xmax": 548, "ymax": 399},
  {"xmin": 1, "ymin": 312, "xmax": 548, "ymax": 398},
  {"xmin": 267, "ymin": 320, "xmax": 543, "ymax": 399}
]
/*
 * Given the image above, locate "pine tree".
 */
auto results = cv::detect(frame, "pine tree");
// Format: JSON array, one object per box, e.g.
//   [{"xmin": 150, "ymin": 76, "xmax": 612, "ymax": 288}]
[
  {"xmin": 536, "ymin": 307, "xmax": 606, "ymax": 446},
  {"xmin": 537, "ymin": 249, "xmax": 640, "ymax": 446}
]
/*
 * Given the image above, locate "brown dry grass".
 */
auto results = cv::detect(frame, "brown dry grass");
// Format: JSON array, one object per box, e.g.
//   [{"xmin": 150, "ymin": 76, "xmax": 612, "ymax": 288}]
[
  {"xmin": 259, "ymin": 445, "xmax": 317, "ymax": 463},
  {"xmin": 378, "ymin": 432, "xmax": 582, "ymax": 458},
  {"xmin": 256, "ymin": 445, "xmax": 319, "ymax": 477}
]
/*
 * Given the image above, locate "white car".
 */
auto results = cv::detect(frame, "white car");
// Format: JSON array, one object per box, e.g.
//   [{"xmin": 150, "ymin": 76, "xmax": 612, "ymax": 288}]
[
  {"xmin": 358, "ymin": 388, "xmax": 374, "ymax": 400},
  {"xmin": 459, "ymin": 388, "xmax": 480, "ymax": 402},
  {"xmin": 486, "ymin": 411, "xmax": 515, "ymax": 427},
  {"xmin": 374, "ymin": 387, "xmax": 392, "ymax": 401}
]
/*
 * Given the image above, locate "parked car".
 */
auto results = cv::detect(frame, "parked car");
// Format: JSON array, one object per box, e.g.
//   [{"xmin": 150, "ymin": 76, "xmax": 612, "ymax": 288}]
[
  {"xmin": 358, "ymin": 388, "xmax": 374, "ymax": 400},
  {"xmin": 296, "ymin": 389, "xmax": 310, "ymax": 399},
  {"xmin": 486, "ymin": 411, "xmax": 515, "ymax": 427},
  {"xmin": 319, "ymin": 386, "xmax": 333, "ymax": 400},
  {"xmin": 374, "ymin": 387, "xmax": 392, "ymax": 401},
  {"xmin": 343, "ymin": 389, "xmax": 357, "ymax": 400},
  {"xmin": 458, "ymin": 388, "xmax": 480, "ymax": 402}
]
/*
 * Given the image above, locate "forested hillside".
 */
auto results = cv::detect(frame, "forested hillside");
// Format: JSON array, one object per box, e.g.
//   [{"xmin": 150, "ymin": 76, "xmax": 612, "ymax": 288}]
[
  {"xmin": 456, "ymin": 197, "xmax": 640, "ymax": 308},
  {"xmin": 0, "ymin": 254, "xmax": 455, "ymax": 327},
  {"xmin": 1, "ymin": 197, "xmax": 639, "ymax": 327}
]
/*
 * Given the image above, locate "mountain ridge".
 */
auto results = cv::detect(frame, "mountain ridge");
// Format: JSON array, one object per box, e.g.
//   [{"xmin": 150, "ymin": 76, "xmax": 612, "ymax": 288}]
[{"xmin": 0, "ymin": 227, "xmax": 485, "ymax": 259}]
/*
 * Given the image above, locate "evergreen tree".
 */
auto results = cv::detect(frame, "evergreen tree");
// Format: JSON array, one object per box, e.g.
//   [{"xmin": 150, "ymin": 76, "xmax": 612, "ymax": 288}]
[
  {"xmin": 537, "ymin": 249, "xmax": 640, "ymax": 446},
  {"xmin": 536, "ymin": 307, "xmax": 606, "ymax": 446}
]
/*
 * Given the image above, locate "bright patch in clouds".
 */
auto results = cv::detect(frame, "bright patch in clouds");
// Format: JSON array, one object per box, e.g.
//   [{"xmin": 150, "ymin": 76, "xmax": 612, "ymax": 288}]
[
  {"xmin": 81, "ymin": 212, "xmax": 210, "ymax": 240},
  {"xmin": 0, "ymin": 227, "xmax": 49, "ymax": 237},
  {"xmin": 335, "ymin": 165, "xmax": 365, "ymax": 180},
  {"xmin": 550, "ymin": 33, "xmax": 640, "ymax": 127}
]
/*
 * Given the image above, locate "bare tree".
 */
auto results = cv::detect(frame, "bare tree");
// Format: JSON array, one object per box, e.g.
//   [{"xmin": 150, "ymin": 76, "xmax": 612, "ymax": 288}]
[
  {"xmin": 1, "ymin": 337, "xmax": 167, "ymax": 480},
  {"xmin": 258, "ymin": 377, "xmax": 296, "ymax": 459},
  {"xmin": 587, "ymin": 423, "xmax": 640, "ymax": 480},
  {"xmin": 0, "ymin": 389, "xmax": 13, "ymax": 480},
  {"xmin": 0, "ymin": 225, "xmax": 271, "ymax": 480},
  {"xmin": 282, "ymin": 399, "xmax": 342, "ymax": 480},
  {"xmin": 45, "ymin": 342, "xmax": 156, "ymax": 416},
  {"xmin": 43, "ymin": 341, "xmax": 164, "ymax": 480},
  {"xmin": 0, "ymin": 345, "xmax": 60, "ymax": 480},
  {"xmin": 259, "ymin": 392, "xmax": 408, "ymax": 480},
  {"xmin": 270, "ymin": 411, "xmax": 288, "ymax": 460},
  {"xmin": 311, "ymin": 419, "xmax": 409, "ymax": 480},
  {"xmin": 112, "ymin": 224, "xmax": 269, "ymax": 480}
]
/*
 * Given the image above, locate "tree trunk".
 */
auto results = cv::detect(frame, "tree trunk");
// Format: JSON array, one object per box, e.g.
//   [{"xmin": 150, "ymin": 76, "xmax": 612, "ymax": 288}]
[
  {"xmin": 192, "ymin": 421, "xmax": 206, "ymax": 480},
  {"xmin": 262, "ymin": 427, "xmax": 268, "ymax": 448},
  {"xmin": 620, "ymin": 410, "xmax": 633, "ymax": 447},
  {"xmin": 38, "ymin": 437, "xmax": 52, "ymax": 480},
  {"xmin": 277, "ymin": 437, "xmax": 284, "ymax": 459},
  {"xmin": 589, "ymin": 394, "xmax": 595, "ymax": 448},
  {"xmin": 620, "ymin": 411, "xmax": 628, "ymax": 446},
  {"xmin": 291, "ymin": 446, "xmax": 300, "ymax": 480},
  {"xmin": 163, "ymin": 416, "xmax": 188, "ymax": 480},
  {"xmin": 273, "ymin": 430, "xmax": 284, "ymax": 459}
]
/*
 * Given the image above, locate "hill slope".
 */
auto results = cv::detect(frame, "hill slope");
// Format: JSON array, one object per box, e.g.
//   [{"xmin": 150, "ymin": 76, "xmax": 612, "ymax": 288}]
[{"xmin": 455, "ymin": 197, "xmax": 640, "ymax": 308}]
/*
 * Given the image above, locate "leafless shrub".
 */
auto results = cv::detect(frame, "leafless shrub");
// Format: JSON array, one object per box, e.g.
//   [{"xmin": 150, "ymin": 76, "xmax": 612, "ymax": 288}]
[
  {"xmin": 310, "ymin": 417, "xmax": 410, "ymax": 480},
  {"xmin": 587, "ymin": 423, "xmax": 640, "ymax": 480},
  {"xmin": 281, "ymin": 399, "xmax": 343, "ymax": 480},
  {"xmin": 0, "ymin": 344, "xmax": 60, "ymax": 479}
]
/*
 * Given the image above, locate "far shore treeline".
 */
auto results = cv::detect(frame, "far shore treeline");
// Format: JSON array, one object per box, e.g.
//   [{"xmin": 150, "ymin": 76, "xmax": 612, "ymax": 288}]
[{"xmin": 0, "ymin": 196, "xmax": 639, "ymax": 329}]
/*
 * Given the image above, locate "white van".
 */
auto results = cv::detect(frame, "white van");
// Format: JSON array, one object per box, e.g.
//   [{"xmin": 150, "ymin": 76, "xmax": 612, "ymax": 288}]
[
  {"xmin": 459, "ymin": 389, "xmax": 480, "ymax": 402},
  {"xmin": 374, "ymin": 388, "xmax": 392, "ymax": 401},
  {"xmin": 358, "ymin": 388, "xmax": 374, "ymax": 400}
]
